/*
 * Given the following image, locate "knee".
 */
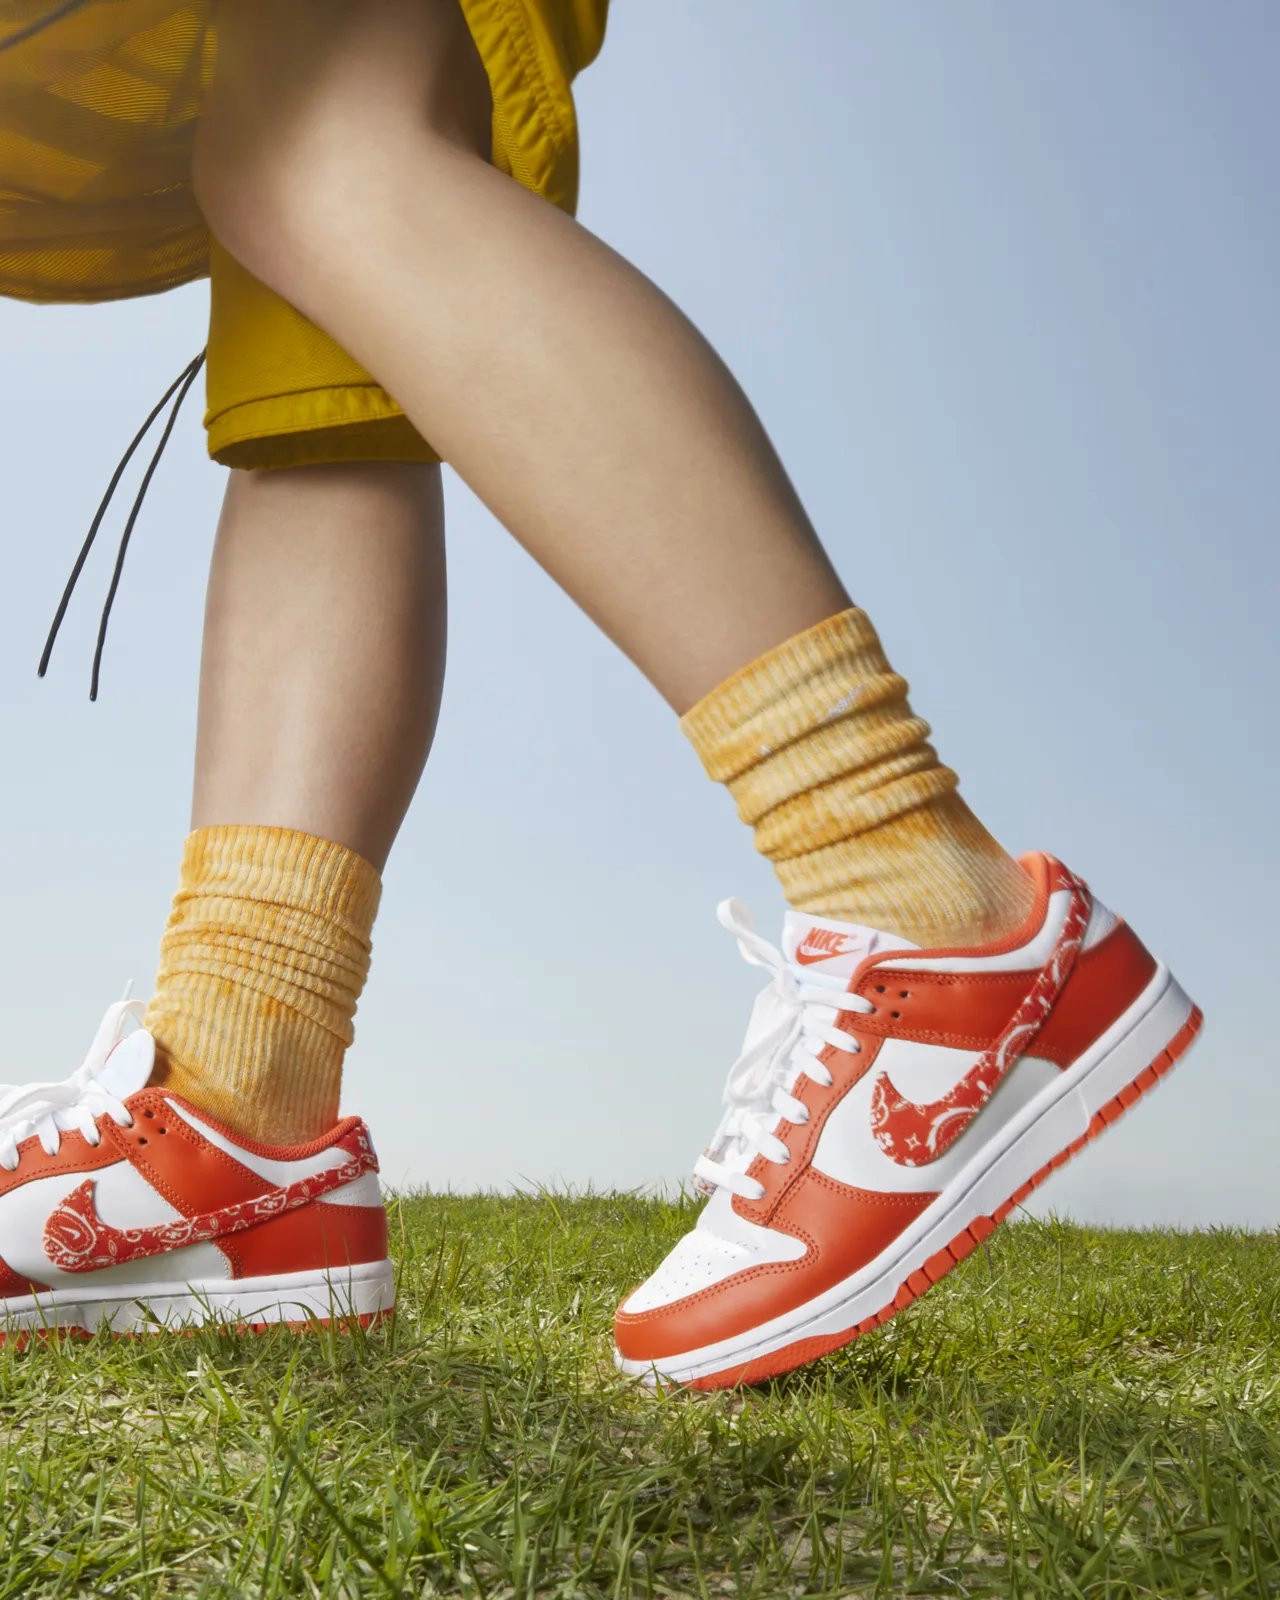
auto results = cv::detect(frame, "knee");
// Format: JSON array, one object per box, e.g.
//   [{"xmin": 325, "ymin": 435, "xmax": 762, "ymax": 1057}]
[
  {"xmin": 192, "ymin": 0, "xmax": 492, "ymax": 299},
  {"xmin": 191, "ymin": 103, "xmax": 359, "ymax": 303}
]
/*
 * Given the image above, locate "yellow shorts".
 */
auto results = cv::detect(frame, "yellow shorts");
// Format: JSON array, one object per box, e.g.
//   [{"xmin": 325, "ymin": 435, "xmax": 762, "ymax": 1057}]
[{"xmin": 0, "ymin": 0, "xmax": 608, "ymax": 469}]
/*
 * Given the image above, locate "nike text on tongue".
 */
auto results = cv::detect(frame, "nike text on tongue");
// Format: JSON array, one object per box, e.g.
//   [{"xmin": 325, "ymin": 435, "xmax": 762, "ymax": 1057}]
[
  {"xmin": 794, "ymin": 928, "xmax": 867, "ymax": 966},
  {"xmin": 786, "ymin": 912, "xmax": 918, "ymax": 973}
]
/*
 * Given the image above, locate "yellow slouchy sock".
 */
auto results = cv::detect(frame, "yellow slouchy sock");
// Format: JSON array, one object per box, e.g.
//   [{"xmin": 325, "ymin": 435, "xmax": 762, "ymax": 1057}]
[
  {"xmin": 145, "ymin": 825, "xmax": 382, "ymax": 1144},
  {"xmin": 680, "ymin": 608, "xmax": 1035, "ymax": 948}
]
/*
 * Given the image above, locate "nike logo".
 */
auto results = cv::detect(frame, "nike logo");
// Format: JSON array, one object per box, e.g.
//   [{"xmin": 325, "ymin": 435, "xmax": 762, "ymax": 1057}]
[
  {"xmin": 795, "ymin": 929, "xmax": 868, "ymax": 966},
  {"xmin": 42, "ymin": 1130, "xmax": 377, "ymax": 1275},
  {"xmin": 870, "ymin": 875, "xmax": 1092, "ymax": 1166}
]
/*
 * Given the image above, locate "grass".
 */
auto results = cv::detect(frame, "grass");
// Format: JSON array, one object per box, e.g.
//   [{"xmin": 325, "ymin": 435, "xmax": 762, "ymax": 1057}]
[{"xmin": 0, "ymin": 1195, "xmax": 1277, "ymax": 1599}]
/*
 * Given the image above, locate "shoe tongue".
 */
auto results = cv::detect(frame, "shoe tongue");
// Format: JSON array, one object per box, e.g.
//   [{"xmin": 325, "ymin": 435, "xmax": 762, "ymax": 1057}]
[
  {"xmin": 782, "ymin": 910, "xmax": 918, "ymax": 983},
  {"xmin": 95, "ymin": 1030, "xmax": 155, "ymax": 1099},
  {"xmin": 78, "ymin": 999, "xmax": 145, "ymax": 1078}
]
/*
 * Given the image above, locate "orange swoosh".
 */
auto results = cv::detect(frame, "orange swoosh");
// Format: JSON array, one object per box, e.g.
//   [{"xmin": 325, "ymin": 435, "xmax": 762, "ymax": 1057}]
[{"xmin": 42, "ymin": 1128, "xmax": 377, "ymax": 1274}]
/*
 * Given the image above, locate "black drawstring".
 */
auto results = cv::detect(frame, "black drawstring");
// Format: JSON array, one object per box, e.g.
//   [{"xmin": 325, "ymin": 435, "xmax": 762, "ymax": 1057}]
[
  {"xmin": 0, "ymin": 0, "xmax": 90, "ymax": 53},
  {"xmin": 39, "ymin": 348, "xmax": 206, "ymax": 701}
]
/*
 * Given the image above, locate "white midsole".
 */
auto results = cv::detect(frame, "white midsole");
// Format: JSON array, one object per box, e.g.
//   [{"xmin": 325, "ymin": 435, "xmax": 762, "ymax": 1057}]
[
  {"xmin": 0, "ymin": 1259, "xmax": 395, "ymax": 1334},
  {"xmin": 619, "ymin": 962, "xmax": 1194, "ymax": 1384}
]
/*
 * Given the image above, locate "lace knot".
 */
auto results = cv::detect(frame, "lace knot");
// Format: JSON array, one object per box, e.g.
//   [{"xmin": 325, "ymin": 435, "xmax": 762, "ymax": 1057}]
[{"xmin": 693, "ymin": 901, "xmax": 873, "ymax": 1202}]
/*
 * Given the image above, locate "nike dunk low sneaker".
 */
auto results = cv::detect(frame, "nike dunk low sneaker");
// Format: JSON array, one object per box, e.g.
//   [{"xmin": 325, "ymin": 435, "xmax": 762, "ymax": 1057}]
[
  {"xmin": 615, "ymin": 853, "xmax": 1201, "ymax": 1388},
  {"xmin": 0, "ymin": 1005, "xmax": 394, "ymax": 1338}
]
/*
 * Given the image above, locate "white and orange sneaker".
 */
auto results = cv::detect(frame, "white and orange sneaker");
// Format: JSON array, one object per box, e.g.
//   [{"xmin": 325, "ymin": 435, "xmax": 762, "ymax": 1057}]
[
  {"xmin": 0, "ymin": 1004, "xmax": 394, "ymax": 1338},
  {"xmin": 615, "ymin": 854, "xmax": 1202, "ymax": 1388}
]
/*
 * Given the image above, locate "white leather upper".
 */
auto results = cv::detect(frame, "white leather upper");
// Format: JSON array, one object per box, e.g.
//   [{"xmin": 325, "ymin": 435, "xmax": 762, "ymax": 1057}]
[
  {"xmin": 318, "ymin": 1170, "xmax": 382, "ymax": 1209},
  {"xmin": 174, "ymin": 1104, "xmax": 379, "ymax": 1196},
  {"xmin": 811, "ymin": 1046, "xmax": 1061, "ymax": 1194},
  {"xmin": 621, "ymin": 1185, "xmax": 805, "ymax": 1314}
]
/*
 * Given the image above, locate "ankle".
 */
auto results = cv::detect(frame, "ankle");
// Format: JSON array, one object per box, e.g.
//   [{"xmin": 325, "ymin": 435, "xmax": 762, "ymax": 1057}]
[
  {"xmin": 150, "ymin": 1043, "xmax": 339, "ymax": 1148},
  {"xmin": 144, "ymin": 826, "xmax": 379, "ymax": 1148},
  {"xmin": 783, "ymin": 800, "xmax": 1038, "ymax": 951}
]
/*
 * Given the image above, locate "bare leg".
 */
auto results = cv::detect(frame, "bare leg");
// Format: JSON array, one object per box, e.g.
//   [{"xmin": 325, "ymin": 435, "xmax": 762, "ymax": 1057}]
[
  {"xmin": 193, "ymin": 0, "xmax": 849, "ymax": 716},
  {"xmin": 140, "ymin": 458, "xmax": 446, "ymax": 1141},
  {"xmin": 193, "ymin": 461, "xmax": 447, "ymax": 869},
  {"xmin": 190, "ymin": 0, "xmax": 1032, "ymax": 949}
]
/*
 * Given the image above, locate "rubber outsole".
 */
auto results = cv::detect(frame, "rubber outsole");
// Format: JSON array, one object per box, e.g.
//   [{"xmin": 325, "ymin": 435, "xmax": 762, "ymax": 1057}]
[
  {"xmin": 0, "ymin": 1260, "xmax": 396, "ymax": 1345},
  {"xmin": 678, "ymin": 1004, "xmax": 1204, "ymax": 1390}
]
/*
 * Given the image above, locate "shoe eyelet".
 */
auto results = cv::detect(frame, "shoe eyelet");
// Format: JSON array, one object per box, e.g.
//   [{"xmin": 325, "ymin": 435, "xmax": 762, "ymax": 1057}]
[
  {"xmin": 143, "ymin": 1109, "xmax": 154, "ymax": 1120},
  {"xmin": 137, "ymin": 1136, "xmax": 148, "ymax": 1147},
  {"xmin": 891, "ymin": 1011, "xmax": 901, "ymax": 1020},
  {"xmin": 899, "ymin": 991, "xmax": 910, "ymax": 1000},
  {"xmin": 875, "ymin": 984, "xmax": 886, "ymax": 994},
  {"xmin": 157, "ymin": 1126, "xmax": 168, "ymax": 1135}
]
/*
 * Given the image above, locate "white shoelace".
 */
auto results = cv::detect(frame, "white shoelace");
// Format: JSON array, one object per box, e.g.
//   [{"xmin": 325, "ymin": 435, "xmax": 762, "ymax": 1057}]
[
  {"xmin": 693, "ymin": 900, "xmax": 875, "ymax": 1202},
  {"xmin": 0, "ymin": 997, "xmax": 142, "ymax": 1172},
  {"xmin": 0, "ymin": 1081, "xmax": 134, "ymax": 1173}
]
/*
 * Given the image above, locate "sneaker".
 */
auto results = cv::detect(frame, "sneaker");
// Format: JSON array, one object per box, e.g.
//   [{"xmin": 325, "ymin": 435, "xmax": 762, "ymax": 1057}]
[
  {"xmin": 0, "ymin": 1007, "xmax": 395, "ymax": 1338},
  {"xmin": 615, "ymin": 854, "xmax": 1202, "ymax": 1388}
]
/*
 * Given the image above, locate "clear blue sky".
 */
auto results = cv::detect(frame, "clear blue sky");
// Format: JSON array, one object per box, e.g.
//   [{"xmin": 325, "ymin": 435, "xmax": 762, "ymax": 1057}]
[{"xmin": 2, "ymin": 2, "xmax": 1276, "ymax": 1224}]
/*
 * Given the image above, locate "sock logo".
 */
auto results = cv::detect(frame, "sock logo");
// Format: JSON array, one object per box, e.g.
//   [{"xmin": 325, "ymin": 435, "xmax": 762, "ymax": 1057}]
[
  {"xmin": 42, "ymin": 1129, "xmax": 377, "ymax": 1274},
  {"xmin": 870, "ymin": 873, "xmax": 1091, "ymax": 1165}
]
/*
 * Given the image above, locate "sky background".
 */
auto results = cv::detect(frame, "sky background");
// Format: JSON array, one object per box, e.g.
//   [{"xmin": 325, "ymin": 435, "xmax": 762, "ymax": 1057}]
[{"xmin": 1, "ymin": 2, "xmax": 1276, "ymax": 1225}]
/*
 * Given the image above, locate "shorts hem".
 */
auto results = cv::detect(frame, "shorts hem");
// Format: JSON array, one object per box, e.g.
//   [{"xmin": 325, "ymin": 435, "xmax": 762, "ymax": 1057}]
[
  {"xmin": 206, "ymin": 387, "xmax": 440, "ymax": 470},
  {"xmin": 459, "ymin": 0, "xmax": 579, "ymax": 209}
]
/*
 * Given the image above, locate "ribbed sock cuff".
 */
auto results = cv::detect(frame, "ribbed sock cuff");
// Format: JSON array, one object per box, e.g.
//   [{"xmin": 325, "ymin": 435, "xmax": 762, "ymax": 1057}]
[
  {"xmin": 172, "ymin": 825, "xmax": 383, "ymax": 935},
  {"xmin": 680, "ymin": 608, "xmax": 896, "ymax": 781},
  {"xmin": 678, "ymin": 607, "xmax": 1033, "ymax": 945},
  {"xmin": 146, "ymin": 826, "xmax": 382, "ymax": 1143}
]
